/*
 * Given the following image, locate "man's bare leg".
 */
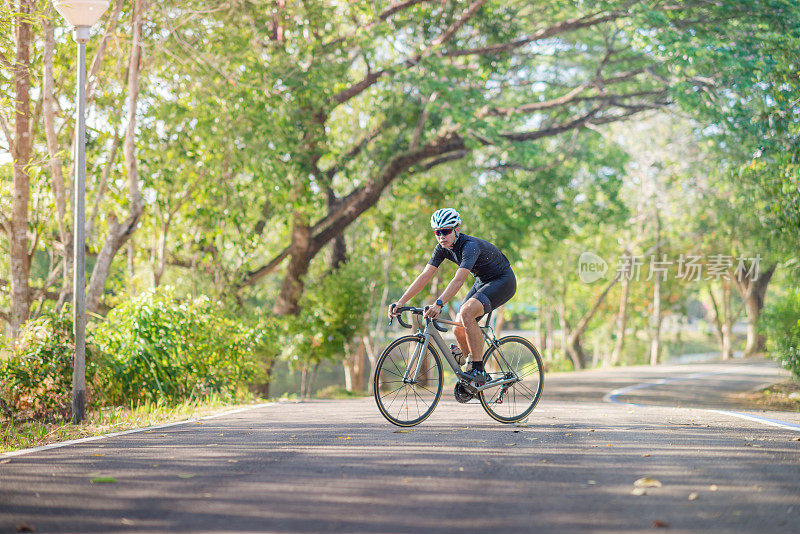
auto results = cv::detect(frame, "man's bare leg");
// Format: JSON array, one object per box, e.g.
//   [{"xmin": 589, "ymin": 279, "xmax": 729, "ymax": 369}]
[{"xmin": 455, "ymin": 298, "xmax": 485, "ymax": 364}]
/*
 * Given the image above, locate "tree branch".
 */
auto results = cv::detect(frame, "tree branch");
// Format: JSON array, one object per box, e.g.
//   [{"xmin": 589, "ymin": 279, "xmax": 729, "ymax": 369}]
[
  {"xmin": 379, "ymin": 0, "xmax": 428, "ymax": 21},
  {"xmin": 433, "ymin": 0, "xmax": 489, "ymax": 47},
  {"xmin": 443, "ymin": 11, "xmax": 624, "ymax": 58},
  {"xmin": 500, "ymin": 107, "xmax": 603, "ymax": 142},
  {"xmin": 0, "ymin": 113, "xmax": 15, "ymax": 159}
]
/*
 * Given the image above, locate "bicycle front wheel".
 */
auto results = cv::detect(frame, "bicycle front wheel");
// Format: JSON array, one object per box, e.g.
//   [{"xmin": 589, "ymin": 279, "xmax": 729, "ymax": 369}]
[
  {"xmin": 479, "ymin": 335, "xmax": 544, "ymax": 423},
  {"xmin": 373, "ymin": 336, "xmax": 443, "ymax": 427}
]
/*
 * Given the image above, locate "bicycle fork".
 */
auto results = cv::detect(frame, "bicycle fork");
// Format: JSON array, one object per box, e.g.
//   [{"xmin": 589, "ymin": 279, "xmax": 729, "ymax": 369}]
[{"xmin": 402, "ymin": 334, "xmax": 429, "ymax": 384}]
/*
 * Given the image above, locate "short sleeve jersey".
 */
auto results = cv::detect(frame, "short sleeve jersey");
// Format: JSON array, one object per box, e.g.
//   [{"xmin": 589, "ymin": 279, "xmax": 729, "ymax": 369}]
[{"xmin": 428, "ymin": 233, "xmax": 511, "ymax": 281}]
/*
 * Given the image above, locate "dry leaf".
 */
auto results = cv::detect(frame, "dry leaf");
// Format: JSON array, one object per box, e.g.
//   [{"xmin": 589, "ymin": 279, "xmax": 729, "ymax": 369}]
[
  {"xmin": 688, "ymin": 492, "xmax": 699, "ymax": 501},
  {"xmin": 652, "ymin": 520, "xmax": 669, "ymax": 528},
  {"xmin": 14, "ymin": 523, "xmax": 35, "ymax": 532},
  {"xmin": 631, "ymin": 488, "xmax": 647, "ymax": 496},
  {"xmin": 506, "ymin": 443, "xmax": 517, "ymax": 447},
  {"xmin": 90, "ymin": 454, "xmax": 104, "ymax": 457},
  {"xmin": 337, "ymin": 436, "xmax": 352, "ymax": 439},
  {"xmin": 393, "ymin": 430, "xmax": 410, "ymax": 433},
  {"xmin": 642, "ymin": 454, "xmax": 651, "ymax": 458},
  {"xmin": 709, "ymin": 484, "xmax": 718, "ymax": 491},
  {"xmin": 634, "ymin": 477, "xmax": 662, "ymax": 488},
  {"xmin": 1, "ymin": 459, "xmax": 12, "ymax": 464}
]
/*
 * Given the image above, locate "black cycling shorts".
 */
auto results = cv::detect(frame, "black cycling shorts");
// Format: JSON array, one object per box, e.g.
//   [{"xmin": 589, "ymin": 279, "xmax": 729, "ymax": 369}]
[{"xmin": 464, "ymin": 268, "xmax": 516, "ymax": 318}]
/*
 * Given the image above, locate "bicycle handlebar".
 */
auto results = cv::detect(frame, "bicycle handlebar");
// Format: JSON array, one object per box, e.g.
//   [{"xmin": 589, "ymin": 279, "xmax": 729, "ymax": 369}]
[{"xmin": 389, "ymin": 305, "xmax": 449, "ymax": 332}]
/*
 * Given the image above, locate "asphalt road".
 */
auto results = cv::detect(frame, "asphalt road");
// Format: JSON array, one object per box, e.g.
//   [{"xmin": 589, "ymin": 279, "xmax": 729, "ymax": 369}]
[{"xmin": 2, "ymin": 358, "xmax": 799, "ymax": 533}]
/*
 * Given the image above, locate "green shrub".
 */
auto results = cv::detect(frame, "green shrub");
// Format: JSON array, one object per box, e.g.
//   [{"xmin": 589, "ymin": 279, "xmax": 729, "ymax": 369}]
[
  {"xmin": 92, "ymin": 287, "xmax": 261, "ymax": 405},
  {"xmin": 0, "ymin": 313, "xmax": 92, "ymax": 420},
  {"xmin": 284, "ymin": 261, "xmax": 372, "ymax": 370},
  {"xmin": 761, "ymin": 289, "xmax": 800, "ymax": 383}
]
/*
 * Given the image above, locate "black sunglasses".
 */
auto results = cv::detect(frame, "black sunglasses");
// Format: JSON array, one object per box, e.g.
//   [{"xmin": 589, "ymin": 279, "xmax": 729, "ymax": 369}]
[{"xmin": 433, "ymin": 228, "xmax": 455, "ymax": 236}]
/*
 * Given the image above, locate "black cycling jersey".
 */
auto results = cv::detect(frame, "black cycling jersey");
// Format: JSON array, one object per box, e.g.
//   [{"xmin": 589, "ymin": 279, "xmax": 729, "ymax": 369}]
[{"xmin": 428, "ymin": 233, "xmax": 511, "ymax": 281}]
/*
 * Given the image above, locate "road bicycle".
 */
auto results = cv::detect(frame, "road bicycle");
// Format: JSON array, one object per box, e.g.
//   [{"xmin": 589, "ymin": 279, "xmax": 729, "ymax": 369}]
[{"xmin": 373, "ymin": 306, "xmax": 544, "ymax": 426}]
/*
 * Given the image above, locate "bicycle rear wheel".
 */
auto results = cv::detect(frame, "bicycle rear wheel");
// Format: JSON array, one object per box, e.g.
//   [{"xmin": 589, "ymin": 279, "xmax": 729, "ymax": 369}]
[
  {"xmin": 373, "ymin": 336, "xmax": 443, "ymax": 427},
  {"xmin": 479, "ymin": 335, "xmax": 544, "ymax": 423}
]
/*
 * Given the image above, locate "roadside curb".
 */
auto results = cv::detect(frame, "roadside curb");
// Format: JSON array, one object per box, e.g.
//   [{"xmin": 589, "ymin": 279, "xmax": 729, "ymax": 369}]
[{"xmin": 0, "ymin": 402, "xmax": 275, "ymax": 459}]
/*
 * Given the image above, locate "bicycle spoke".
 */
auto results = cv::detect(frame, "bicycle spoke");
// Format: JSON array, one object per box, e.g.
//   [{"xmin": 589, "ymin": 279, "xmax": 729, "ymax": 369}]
[{"xmin": 478, "ymin": 337, "xmax": 543, "ymax": 422}]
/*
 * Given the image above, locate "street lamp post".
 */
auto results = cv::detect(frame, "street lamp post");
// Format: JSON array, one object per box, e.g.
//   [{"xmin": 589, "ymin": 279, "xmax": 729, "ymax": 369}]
[{"xmin": 54, "ymin": 0, "xmax": 110, "ymax": 424}]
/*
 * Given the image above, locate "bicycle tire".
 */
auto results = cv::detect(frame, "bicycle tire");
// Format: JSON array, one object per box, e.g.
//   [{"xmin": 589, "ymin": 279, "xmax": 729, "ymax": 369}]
[
  {"xmin": 373, "ymin": 335, "xmax": 443, "ymax": 427},
  {"xmin": 478, "ymin": 335, "xmax": 544, "ymax": 423}
]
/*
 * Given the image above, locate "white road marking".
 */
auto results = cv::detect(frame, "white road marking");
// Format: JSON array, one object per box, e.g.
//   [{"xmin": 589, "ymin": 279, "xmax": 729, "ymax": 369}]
[
  {"xmin": 603, "ymin": 367, "xmax": 800, "ymax": 432},
  {"xmin": 0, "ymin": 402, "xmax": 275, "ymax": 459}
]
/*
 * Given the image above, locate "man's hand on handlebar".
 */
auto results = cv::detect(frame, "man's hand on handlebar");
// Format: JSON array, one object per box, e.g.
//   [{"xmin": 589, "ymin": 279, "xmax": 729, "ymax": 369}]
[
  {"xmin": 423, "ymin": 304, "xmax": 442, "ymax": 319},
  {"xmin": 388, "ymin": 302, "xmax": 402, "ymax": 320}
]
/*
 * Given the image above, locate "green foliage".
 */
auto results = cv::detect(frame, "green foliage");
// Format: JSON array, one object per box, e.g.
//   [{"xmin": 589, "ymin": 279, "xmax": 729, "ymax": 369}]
[
  {"xmin": 283, "ymin": 260, "xmax": 373, "ymax": 369},
  {"xmin": 761, "ymin": 289, "xmax": 800, "ymax": 382},
  {"xmin": 0, "ymin": 314, "xmax": 86, "ymax": 420},
  {"xmin": 92, "ymin": 287, "xmax": 261, "ymax": 405}
]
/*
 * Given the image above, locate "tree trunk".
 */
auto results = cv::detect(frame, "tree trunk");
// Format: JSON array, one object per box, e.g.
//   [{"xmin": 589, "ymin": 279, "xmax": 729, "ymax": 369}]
[
  {"xmin": 610, "ymin": 259, "xmax": 631, "ymax": 366},
  {"xmin": 344, "ymin": 337, "xmax": 367, "ymax": 392},
  {"xmin": 708, "ymin": 282, "xmax": 735, "ymax": 360},
  {"xmin": 493, "ymin": 306, "xmax": 506, "ymax": 336},
  {"xmin": 85, "ymin": 0, "xmax": 146, "ymax": 313},
  {"xmin": 273, "ymin": 213, "xmax": 312, "ymax": 315},
  {"xmin": 9, "ymin": 0, "xmax": 34, "ymax": 336},
  {"xmin": 735, "ymin": 262, "xmax": 776, "ymax": 355},
  {"xmin": 649, "ymin": 213, "xmax": 664, "ymax": 365}
]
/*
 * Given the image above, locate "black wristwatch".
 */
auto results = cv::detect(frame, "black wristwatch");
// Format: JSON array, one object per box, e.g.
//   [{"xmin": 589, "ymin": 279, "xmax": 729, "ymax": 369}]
[{"xmin": 435, "ymin": 299, "xmax": 444, "ymax": 307}]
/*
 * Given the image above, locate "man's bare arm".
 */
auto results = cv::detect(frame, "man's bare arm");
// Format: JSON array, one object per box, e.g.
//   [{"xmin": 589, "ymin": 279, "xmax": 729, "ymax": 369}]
[{"xmin": 437, "ymin": 267, "xmax": 470, "ymax": 304}]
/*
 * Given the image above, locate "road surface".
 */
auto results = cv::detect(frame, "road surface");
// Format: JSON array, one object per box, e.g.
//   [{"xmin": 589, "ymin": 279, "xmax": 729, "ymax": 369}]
[{"xmin": 2, "ymin": 358, "xmax": 799, "ymax": 533}]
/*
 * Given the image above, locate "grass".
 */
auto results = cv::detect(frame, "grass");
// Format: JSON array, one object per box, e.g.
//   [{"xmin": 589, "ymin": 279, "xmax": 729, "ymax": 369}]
[
  {"xmin": 0, "ymin": 392, "xmax": 266, "ymax": 454},
  {"xmin": 736, "ymin": 379, "xmax": 800, "ymax": 412}
]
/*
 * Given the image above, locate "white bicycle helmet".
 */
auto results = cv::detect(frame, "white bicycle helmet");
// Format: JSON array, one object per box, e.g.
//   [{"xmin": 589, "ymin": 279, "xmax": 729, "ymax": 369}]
[{"xmin": 430, "ymin": 208, "xmax": 461, "ymax": 229}]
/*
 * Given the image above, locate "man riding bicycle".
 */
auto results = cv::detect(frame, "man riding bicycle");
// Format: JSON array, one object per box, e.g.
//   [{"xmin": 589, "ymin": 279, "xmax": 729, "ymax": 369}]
[{"xmin": 389, "ymin": 208, "xmax": 517, "ymax": 384}]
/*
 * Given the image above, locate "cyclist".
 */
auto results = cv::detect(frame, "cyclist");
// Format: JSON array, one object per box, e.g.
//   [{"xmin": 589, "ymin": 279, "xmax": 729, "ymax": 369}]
[{"xmin": 389, "ymin": 208, "xmax": 516, "ymax": 384}]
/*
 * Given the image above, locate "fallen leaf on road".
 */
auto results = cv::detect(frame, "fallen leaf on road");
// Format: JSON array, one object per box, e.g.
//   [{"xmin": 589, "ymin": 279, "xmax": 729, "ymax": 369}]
[
  {"xmin": 337, "ymin": 436, "xmax": 352, "ymax": 439},
  {"xmin": 642, "ymin": 454, "xmax": 651, "ymax": 458},
  {"xmin": 631, "ymin": 488, "xmax": 647, "ymax": 496},
  {"xmin": 540, "ymin": 459, "xmax": 548, "ymax": 463},
  {"xmin": 14, "ymin": 523, "xmax": 35, "ymax": 532},
  {"xmin": 177, "ymin": 474, "xmax": 195, "ymax": 479},
  {"xmin": 458, "ymin": 467, "xmax": 464, "ymax": 471},
  {"xmin": 227, "ymin": 460, "xmax": 238, "ymax": 463},
  {"xmin": 90, "ymin": 454, "xmax": 104, "ymax": 457},
  {"xmin": 526, "ymin": 438, "xmax": 539, "ymax": 441},
  {"xmin": 565, "ymin": 433, "xmax": 573, "ymax": 436},
  {"xmin": 688, "ymin": 492, "xmax": 699, "ymax": 501},
  {"xmin": 709, "ymin": 484, "xmax": 718, "ymax": 491},
  {"xmin": 121, "ymin": 518, "xmax": 134, "ymax": 526},
  {"xmin": 652, "ymin": 520, "xmax": 669, "ymax": 528},
  {"xmin": 1, "ymin": 459, "xmax": 12, "ymax": 464},
  {"xmin": 506, "ymin": 443, "xmax": 517, "ymax": 447},
  {"xmin": 393, "ymin": 430, "xmax": 411, "ymax": 433},
  {"xmin": 587, "ymin": 480, "xmax": 597, "ymax": 485},
  {"xmin": 91, "ymin": 477, "xmax": 116, "ymax": 484},
  {"xmin": 634, "ymin": 477, "xmax": 662, "ymax": 488}
]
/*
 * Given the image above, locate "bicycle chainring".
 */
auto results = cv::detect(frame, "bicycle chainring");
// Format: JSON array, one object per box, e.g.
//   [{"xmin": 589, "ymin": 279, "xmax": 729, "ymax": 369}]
[{"xmin": 453, "ymin": 382, "xmax": 475, "ymax": 403}]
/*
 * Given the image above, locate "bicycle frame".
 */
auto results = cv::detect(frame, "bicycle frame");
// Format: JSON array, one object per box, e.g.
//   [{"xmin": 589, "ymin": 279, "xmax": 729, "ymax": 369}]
[{"xmin": 403, "ymin": 313, "xmax": 519, "ymax": 393}]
